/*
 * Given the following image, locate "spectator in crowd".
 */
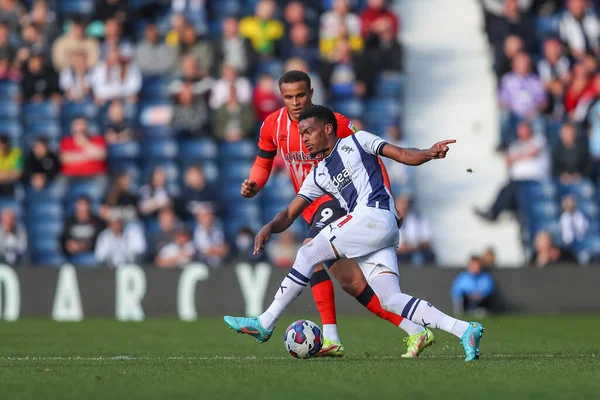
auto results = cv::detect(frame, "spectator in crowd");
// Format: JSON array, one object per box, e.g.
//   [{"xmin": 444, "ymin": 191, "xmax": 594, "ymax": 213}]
[
  {"xmin": 321, "ymin": 38, "xmax": 372, "ymax": 99},
  {"xmin": 23, "ymin": 136, "xmax": 60, "ymax": 191},
  {"xmin": 59, "ymin": 118, "xmax": 108, "ymax": 179},
  {"xmin": 320, "ymin": 0, "xmax": 363, "ymax": 60},
  {"xmin": 382, "ymin": 125, "xmax": 411, "ymax": 190},
  {"xmin": 364, "ymin": 17, "xmax": 403, "ymax": 72},
  {"xmin": 585, "ymin": 75, "xmax": 600, "ymax": 160},
  {"xmin": 169, "ymin": 52, "xmax": 212, "ymax": 98},
  {"xmin": 281, "ymin": 23, "xmax": 320, "ymax": 72},
  {"xmin": 0, "ymin": 23, "xmax": 19, "ymax": 81},
  {"xmin": 170, "ymin": 0, "xmax": 207, "ymax": 35},
  {"xmin": 487, "ymin": 0, "xmax": 536, "ymax": 53},
  {"xmin": 104, "ymin": 100, "xmax": 133, "ymax": 143},
  {"xmin": 0, "ymin": 0, "xmax": 24, "ymax": 33},
  {"xmin": 90, "ymin": 45, "xmax": 142, "ymax": 105},
  {"xmin": 396, "ymin": 195, "xmax": 436, "ymax": 265},
  {"xmin": 22, "ymin": 52, "xmax": 60, "ymax": 103},
  {"xmin": 0, "ymin": 207, "xmax": 26, "ymax": 265},
  {"xmin": 150, "ymin": 206, "xmax": 180, "ymax": 259},
  {"xmin": 95, "ymin": 216, "xmax": 146, "ymax": 267},
  {"xmin": 559, "ymin": 195, "xmax": 589, "ymax": 250},
  {"xmin": 563, "ymin": 63, "xmax": 593, "ymax": 119},
  {"xmin": 59, "ymin": 50, "xmax": 93, "ymax": 103},
  {"xmin": 135, "ymin": 23, "xmax": 176, "ymax": 77},
  {"xmin": 214, "ymin": 84, "xmax": 255, "ymax": 142},
  {"xmin": 101, "ymin": 171, "xmax": 138, "ymax": 222},
  {"xmin": 94, "ymin": 0, "xmax": 129, "ymax": 28},
  {"xmin": 552, "ymin": 123, "xmax": 591, "ymax": 184},
  {"xmin": 210, "ymin": 63, "xmax": 252, "ymax": 110},
  {"xmin": 173, "ymin": 23, "xmax": 213, "ymax": 77},
  {"xmin": 192, "ymin": 204, "xmax": 228, "ymax": 268},
  {"xmin": 481, "ymin": 247, "xmax": 497, "ymax": 268},
  {"xmin": 283, "ymin": 58, "xmax": 325, "ymax": 105},
  {"xmin": 267, "ymin": 229, "xmax": 299, "ymax": 268},
  {"xmin": 360, "ymin": 0, "xmax": 399, "ymax": 38},
  {"xmin": 494, "ymin": 35, "xmax": 523, "ymax": 79},
  {"xmin": 531, "ymin": 230, "xmax": 577, "ymax": 267},
  {"xmin": 165, "ymin": 13, "xmax": 187, "ymax": 48},
  {"xmin": 52, "ymin": 16, "xmax": 100, "ymax": 71},
  {"xmin": 138, "ymin": 166, "xmax": 173, "ymax": 218},
  {"xmin": 451, "ymin": 256, "xmax": 495, "ymax": 315},
  {"xmin": 60, "ymin": 196, "xmax": 105, "ymax": 260},
  {"xmin": 177, "ymin": 165, "xmax": 217, "ymax": 221},
  {"xmin": 239, "ymin": 0, "xmax": 284, "ymax": 58},
  {"xmin": 282, "ymin": 1, "xmax": 317, "ymax": 44},
  {"xmin": 212, "ymin": 16, "xmax": 255, "ymax": 76},
  {"xmin": 537, "ymin": 38, "xmax": 569, "ymax": 119},
  {"xmin": 233, "ymin": 226, "xmax": 266, "ymax": 263},
  {"xmin": 100, "ymin": 18, "xmax": 133, "ymax": 60},
  {"xmin": 171, "ymin": 81, "xmax": 209, "ymax": 137},
  {"xmin": 156, "ymin": 225, "xmax": 195, "ymax": 268},
  {"xmin": 252, "ymin": 73, "xmax": 282, "ymax": 122},
  {"xmin": 18, "ymin": 23, "xmax": 51, "ymax": 66},
  {"xmin": 0, "ymin": 135, "xmax": 22, "ymax": 195},
  {"xmin": 498, "ymin": 52, "xmax": 546, "ymax": 149},
  {"xmin": 559, "ymin": 0, "xmax": 600, "ymax": 60},
  {"xmin": 22, "ymin": 0, "xmax": 60, "ymax": 44},
  {"xmin": 476, "ymin": 122, "xmax": 551, "ymax": 221}
]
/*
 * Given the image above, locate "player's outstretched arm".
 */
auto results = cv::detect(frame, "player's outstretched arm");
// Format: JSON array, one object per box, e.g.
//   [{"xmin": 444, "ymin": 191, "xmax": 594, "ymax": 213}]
[
  {"xmin": 254, "ymin": 197, "xmax": 309, "ymax": 254},
  {"xmin": 381, "ymin": 139, "xmax": 456, "ymax": 166}
]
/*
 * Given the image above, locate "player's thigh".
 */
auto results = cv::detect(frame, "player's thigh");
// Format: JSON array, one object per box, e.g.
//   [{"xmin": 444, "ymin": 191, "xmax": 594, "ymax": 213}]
[
  {"xmin": 306, "ymin": 199, "xmax": 347, "ymax": 240},
  {"xmin": 321, "ymin": 209, "xmax": 399, "ymax": 259},
  {"xmin": 356, "ymin": 247, "xmax": 400, "ymax": 284},
  {"xmin": 328, "ymin": 257, "xmax": 367, "ymax": 296}
]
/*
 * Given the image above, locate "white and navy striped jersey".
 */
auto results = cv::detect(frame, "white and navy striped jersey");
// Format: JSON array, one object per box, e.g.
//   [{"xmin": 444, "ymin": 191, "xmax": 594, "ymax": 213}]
[{"xmin": 297, "ymin": 131, "xmax": 397, "ymax": 219}]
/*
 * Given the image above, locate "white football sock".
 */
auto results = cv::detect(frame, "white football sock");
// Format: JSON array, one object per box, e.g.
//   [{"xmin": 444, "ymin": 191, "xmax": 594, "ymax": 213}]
[
  {"xmin": 259, "ymin": 234, "xmax": 337, "ymax": 331},
  {"xmin": 399, "ymin": 318, "xmax": 425, "ymax": 335},
  {"xmin": 368, "ymin": 273, "xmax": 469, "ymax": 338},
  {"xmin": 322, "ymin": 324, "xmax": 340, "ymax": 342}
]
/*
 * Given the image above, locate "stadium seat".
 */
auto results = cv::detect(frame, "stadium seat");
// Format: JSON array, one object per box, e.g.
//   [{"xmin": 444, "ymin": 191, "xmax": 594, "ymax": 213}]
[
  {"xmin": 66, "ymin": 178, "xmax": 108, "ymax": 202},
  {"xmin": 256, "ymin": 60, "xmax": 283, "ymax": 79},
  {"xmin": 26, "ymin": 182, "xmax": 66, "ymax": 203},
  {"xmin": 28, "ymin": 220, "xmax": 64, "ymax": 238},
  {"xmin": 143, "ymin": 137, "xmax": 178, "ymax": 160},
  {"xmin": 27, "ymin": 202, "xmax": 64, "ymax": 222},
  {"xmin": 0, "ymin": 101, "xmax": 19, "ymax": 119},
  {"xmin": 108, "ymin": 141, "xmax": 141, "ymax": 160},
  {"xmin": 31, "ymin": 237, "xmax": 61, "ymax": 255},
  {"xmin": 0, "ymin": 119, "xmax": 23, "ymax": 141},
  {"xmin": 140, "ymin": 126, "xmax": 172, "ymax": 137},
  {"xmin": 219, "ymin": 140, "xmax": 256, "ymax": 160},
  {"xmin": 374, "ymin": 72, "xmax": 405, "ymax": 99},
  {"xmin": 62, "ymin": 101, "xmax": 98, "ymax": 123},
  {"xmin": 517, "ymin": 181, "xmax": 557, "ymax": 204},
  {"xmin": 261, "ymin": 173, "xmax": 296, "ymax": 201},
  {"xmin": 220, "ymin": 161, "xmax": 253, "ymax": 182},
  {"xmin": 57, "ymin": 0, "xmax": 94, "ymax": 17},
  {"xmin": 23, "ymin": 101, "xmax": 60, "ymax": 123},
  {"xmin": 141, "ymin": 76, "xmax": 170, "ymax": 99},
  {"xmin": 24, "ymin": 121, "xmax": 61, "ymax": 141},
  {"xmin": 138, "ymin": 101, "xmax": 172, "ymax": 127},
  {"xmin": 34, "ymin": 252, "xmax": 66, "ymax": 266},
  {"xmin": 213, "ymin": 0, "xmax": 244, "ymax": 18},
  {"xmin": 68, "ymin": 252, "xmax": 98, "ymax": 267},
  {"xmin": 365, "ymin": 99, "xmax": 402, "ymax": 126},
  {"xmin": 142, "ymin": 161, "xmax": 180, "ymax": 185},
  {"xmin": 330, "ymin": 98, "xmax": 365, "ymax": 120},
  {"xmin": 558, "ymin": 179, "xmax": 596, "ymax": 201},
  {"xmin": 179, "ymin": 138, "xmax": 219, "ymax": 164},
  {"xmin": 0, "ymin": 81, "xmax": 20, "ymax": 101}
]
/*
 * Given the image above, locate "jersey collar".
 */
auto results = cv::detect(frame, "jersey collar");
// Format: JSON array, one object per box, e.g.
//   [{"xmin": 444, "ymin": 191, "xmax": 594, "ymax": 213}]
[{"xmin": 323, "ymin": 138, "xmax": 341, "ymax": 160}]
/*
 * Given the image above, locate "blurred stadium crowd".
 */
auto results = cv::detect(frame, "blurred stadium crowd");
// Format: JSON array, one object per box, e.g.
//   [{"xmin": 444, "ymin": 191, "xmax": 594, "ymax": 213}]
[
  {"xmin": 0, "ymin": 0, "xmax": 422, "ymax": 268},
  {"xmin": 476, "ymin": 0, "xmax": 600, "ymax": 266}
]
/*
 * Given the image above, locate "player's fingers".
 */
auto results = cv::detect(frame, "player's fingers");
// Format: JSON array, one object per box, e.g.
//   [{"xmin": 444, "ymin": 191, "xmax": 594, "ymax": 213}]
[{"xmin": 439, "ymin": 139, "xmax": 457, "ymax": 145}]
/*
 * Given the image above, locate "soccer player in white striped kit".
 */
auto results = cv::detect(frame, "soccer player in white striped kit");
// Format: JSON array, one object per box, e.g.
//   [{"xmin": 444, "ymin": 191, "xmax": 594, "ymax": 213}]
[{"xmin": 225, "ymin": 106, "xmax": 485, "ymax": 361}]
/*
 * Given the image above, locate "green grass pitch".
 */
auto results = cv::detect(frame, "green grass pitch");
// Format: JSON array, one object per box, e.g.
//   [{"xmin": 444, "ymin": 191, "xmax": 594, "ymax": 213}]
[{"xmin": 1, "ymin": 315, "xmax": 598, "ymax": 399}]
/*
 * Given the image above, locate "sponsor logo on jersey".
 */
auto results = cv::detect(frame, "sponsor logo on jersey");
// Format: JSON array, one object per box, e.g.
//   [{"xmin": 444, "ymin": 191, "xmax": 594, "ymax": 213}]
[
  {"xmin": 340, "ymin": 145, "xmax": 354, "ymax": 154},
  {"xmin": 284, "ymin": 151, "xmax": 324, "ymax": 162},
  {"xmin": 330, "ymin": 162, "xmax": 354, "ymax": 191}
]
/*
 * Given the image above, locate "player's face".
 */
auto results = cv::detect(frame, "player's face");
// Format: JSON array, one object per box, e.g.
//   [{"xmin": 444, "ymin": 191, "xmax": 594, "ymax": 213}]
[
  {"xmin": 299, "ymin": 117, "xmax": 333, "ymax": 158},
  {"xmin": 280, "ymin": 81, "xmax": 313, "ymax": 121}
]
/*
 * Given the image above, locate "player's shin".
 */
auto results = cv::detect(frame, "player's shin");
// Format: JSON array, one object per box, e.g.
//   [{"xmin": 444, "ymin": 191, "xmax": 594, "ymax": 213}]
[
  {"xmin": 310, "ymin": 267, "xmax": 339, "ymax": 342},
  {"xmin": 369, "ymin": 273, "xmax": 470, "ymax": 338},
  {"xmin": 259, "ymin": 234, "xmax": 337, "ymax": 331}
]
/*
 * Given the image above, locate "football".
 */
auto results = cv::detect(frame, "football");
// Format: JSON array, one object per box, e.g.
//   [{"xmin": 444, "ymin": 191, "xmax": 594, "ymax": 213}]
[{"xmin": 283, "ymin": 319, "xmax": 323, "ymax": 359}]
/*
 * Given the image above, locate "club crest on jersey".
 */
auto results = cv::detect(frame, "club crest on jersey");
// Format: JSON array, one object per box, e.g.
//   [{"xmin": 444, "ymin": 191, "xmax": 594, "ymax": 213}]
[
  {"xmin": 330, "ymin": 162, "xmax": 354, "ymax": 191},
  {"xmin": 340, "ymin": 145, "xmax": 354, "ymax": 154}
]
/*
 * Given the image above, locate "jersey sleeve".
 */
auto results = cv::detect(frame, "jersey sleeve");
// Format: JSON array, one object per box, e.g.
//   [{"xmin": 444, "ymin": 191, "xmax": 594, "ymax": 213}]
[
  {"xmin": 297, "ymin": 169, "xmax": 325, "ymax": 205},
  {"xmin": 354, "ymin": 130, "xmax": 388, "ymax": 156},
  {"xmin": 256, "ymin": 119, "xmax": 277, "ymax": 158},
  {"xmin": 335, "ymin": 113, "xmax": 357, "ymax": 138}
]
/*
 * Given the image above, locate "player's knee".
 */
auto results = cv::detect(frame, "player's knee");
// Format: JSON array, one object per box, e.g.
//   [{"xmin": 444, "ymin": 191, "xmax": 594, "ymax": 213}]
[{"xmin": 338, "ymin": 273, "xmax": 365, "ymax": 297}]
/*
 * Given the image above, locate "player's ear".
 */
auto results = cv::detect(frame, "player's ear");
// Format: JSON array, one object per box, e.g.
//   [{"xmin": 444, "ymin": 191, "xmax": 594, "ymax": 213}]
[
  {"xmin": 309, "ymin": 87, "xmax": 314, "ymax": 98},
  {"xmin": 324, "ymin": 123, "xmax": 333, "ymax": 136}
]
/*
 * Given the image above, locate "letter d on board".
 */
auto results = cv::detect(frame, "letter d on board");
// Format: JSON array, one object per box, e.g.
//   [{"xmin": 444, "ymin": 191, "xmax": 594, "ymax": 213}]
[
  {"xmin": 116, "ymin": 265, "xmax": 146, "ymax": 321},
  {"xmin": 0, "ymin": 264, "xmax": 20, "ymax": 321}
]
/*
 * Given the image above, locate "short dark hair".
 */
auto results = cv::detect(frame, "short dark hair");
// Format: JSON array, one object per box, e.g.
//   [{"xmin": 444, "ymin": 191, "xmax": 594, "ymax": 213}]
[
  {"xmin": 0, "ymin": 135, "xmax": 10, "ymax": 145},
  {"xmin": 76, "ymin": 195, "xmax": 91, "ymax": 204},
  {"xmin": 299, "ymin": 105, "xmax": 337, "ymax": 135},
  {"xmin": 278, "ymin": 70, "xmax": 311, "ymax": 90}
]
